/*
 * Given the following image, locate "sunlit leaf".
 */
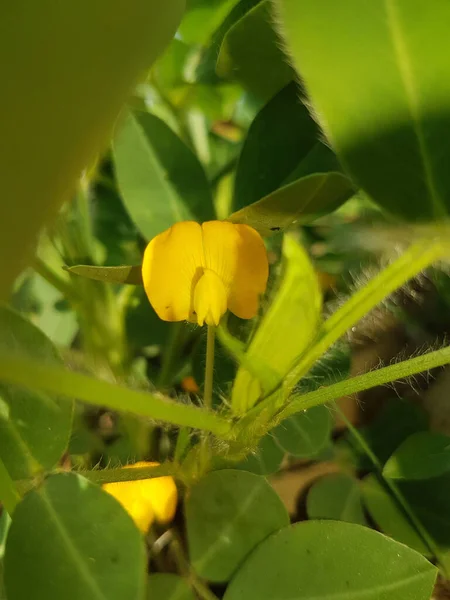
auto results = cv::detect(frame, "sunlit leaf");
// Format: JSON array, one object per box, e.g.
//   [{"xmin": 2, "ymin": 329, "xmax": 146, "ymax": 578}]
[
  {"xmin": 65, "ymin": 264, "xmax": 143, "ymax": 285},
  {"xmin": 384, "ymin": 431, "xmax": 450, "ymax": 480},
  {"xmin": 179, "ymin": 0, "xmax": 241, "ymax": 45}
]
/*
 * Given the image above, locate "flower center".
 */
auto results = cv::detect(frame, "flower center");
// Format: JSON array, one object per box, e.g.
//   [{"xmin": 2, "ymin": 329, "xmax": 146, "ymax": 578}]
[{"xmin": 193, "ymin": 269, "xmax": 227, "ymax": 326}]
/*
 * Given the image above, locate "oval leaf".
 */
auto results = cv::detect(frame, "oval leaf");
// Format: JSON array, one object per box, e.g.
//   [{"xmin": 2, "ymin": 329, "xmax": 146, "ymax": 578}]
[
  {"xmin": 384, "ymin": 431, "xmax": 450, "ymax": 480},
  {"xmin": 186, "ymin": 469, "xmax": 288, "ymax": 582},
  {"xmin": 147, "ymin": 574, "xmax": 195, "ymax": 600},
  {"xmin": 224, "ymin": 521, "xmax": 437, "ymax": 600},
  {"xmin": 273, "ymin": 405, "xmax": 331, "ymax": 458},
  {"xmin": 4, "ymin": 473, "xmax": 146, "ymax": 600},
  {"xmin": 277, "ymin": 0, "xmax": 450, "ymax": 221},
  {"xmin": 113, "ymin": 110, "xmax": 214, "ymax": 241},
  {"xmin": 0, "ymin": 307, "xmax": 72, "ymax": 480},
  {"xmin": 65, "ymin": 265, "xmax": 143, "ymax": 285},
  {"xmin": 229, "ymin": 172, "xmax": 353, "ymax": 236},
  {"xmin": 306, "ymin": 473, "xmax": 367, "ymax": 525},
  {"xmin": 0, "ymin": 0, "xmax": 184, "ymax": 301}
]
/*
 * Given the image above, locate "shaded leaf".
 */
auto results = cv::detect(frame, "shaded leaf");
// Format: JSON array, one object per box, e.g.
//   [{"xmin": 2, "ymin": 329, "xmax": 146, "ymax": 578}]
[
  {"xmin": 234, "ymin": 433, "xmax": 284, "ymax": 475},
  {"xmin": 224, "ymin": 520, "xmax": 437, "ymax": 600},
  {"xmin": 65, "ymin": 264, "xmax": 143, "ymax": 285},
  {"xmin": 113, "ymin": 110, "xmax": 214, "ymax": 241},
  {"xmin": 217, "ymin": 1, "xmax": 294, "ymax": 101},
  {"xmin": 186, "ymin": 469, "xmax": 288, "ymax": 582},
  {"xmin": 147, "ymin": 574, "xmax": 195, "ymax": 600},
  {"xmin": 384, "ymin": 431, "xmax": 450, "ymax": 480},
  {"xmin": 273, "ymin": 405, "xmax": 331, "ymax": 458},
  {"xmin": 4, "ymin": 473, "xmax": 146, "ymax": 600},
  {"xmin": 306, "ymin": 473, "xmax": 367, "ymax": 525}
]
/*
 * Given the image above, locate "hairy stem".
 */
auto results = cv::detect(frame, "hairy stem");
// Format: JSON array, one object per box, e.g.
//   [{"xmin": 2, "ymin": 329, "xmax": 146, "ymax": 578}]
[{"xmin": 204, "ymin": 326, "xmax": 216, "ymax": 410}]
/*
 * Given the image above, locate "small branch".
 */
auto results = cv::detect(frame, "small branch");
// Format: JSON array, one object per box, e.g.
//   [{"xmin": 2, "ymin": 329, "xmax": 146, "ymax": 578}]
[
  {"xmin": 203, "ymin": 326, "xmax": 216, "ymax": 410},
  {"xmin": 276, "ymin": 345, "xmax": 450, "ymax": 423},
  {"xmin": 0, "ymin": 354, "xmax": 233, "ymax": 438}
]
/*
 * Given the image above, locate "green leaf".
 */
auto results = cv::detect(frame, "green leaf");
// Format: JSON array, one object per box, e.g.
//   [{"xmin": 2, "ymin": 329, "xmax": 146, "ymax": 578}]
[
  {"xmin": 306, "ymin": 473, "xmax": 367, "ymax": 525},
  {"xmin": 126, "ymin": 287, "xmax": 171, "ymax": 351},
  {"xmin": 384, "ymin": 431, "xmax": 450, "ymax": 480},
  {"xmin": 217, "ymin": 1, "xmax": 294, "ymax": 101},
  {"xmin": 276, "ymin": 0, "xmax": 450, "ymax": 221},
  {"xmin": 113, "ymin": 110, "xmax": 214, "ymax": 241},
  {"xmin": 360, "ymin": 474, "xmax": 429, "ymax": 556},
  {"xmin": 65, "ymin": 265, "xmax": 143, "ymax": 285},
  {"xmin": 0, "ymin": 307, "xmax": 72, "ymax": 480},
  {"xmin": 4, "ymin": 473, "xmax": 146, "ymax": 600},
  {"xmin": 229, "ymin": 172, "xmax": 353, "ymax": 236},
  {"xmin": 273, "ymin": 405, "xmax": 331, "ymax": 458},
  {"xmin": 186, "ymin": 469, "xmax": 288, "ymax": 582},
  {"xmin": 179, "ymin": 0, "xmax": 241, "ymax": 45},
  {"xmin": 147, "ymin": 574, "xmax": 195, "ymax": 600},
  {"xmin": 234, "ymin": 433, "xmax": 284, "ymax": 475},
  {"xmin": 233, "ymin": 83, "xmax": 320, "ymax": 211},
  {"xmin": 224, "ymin": 520, "xmax": 437, "ymax": 600},
  {"xmin": 231, "ymin": 235, "xmax": 321, "ymax": 414},
  {"xmin": 0, "ymin": 0, "xmax": 185, "ymax": 302}
]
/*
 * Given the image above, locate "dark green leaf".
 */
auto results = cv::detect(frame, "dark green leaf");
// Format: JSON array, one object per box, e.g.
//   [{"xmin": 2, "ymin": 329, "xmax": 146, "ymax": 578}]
[
  {"xmin": 217, "ymin": 1, "xmax": 294, "ymax": 101},
  {"xmin": 186, "ymin": 469, "xmax": 288, "ymax": 582},
  {"xmin": 234, "ymin": 434, "xmax": 284, "ymax": 475},
  {"xmin": 4, "ymin": 473, "xmax": 146, "ymax": 600},
  {"xmin": 229, "ymin": 172, "xmax": 353, "ymax": 236},
  {"xmin": 306, "ymin": 473, "xmax": 367, "ymax": 525},
  {"xmin": 233, "ymin": 83, "xmax": 319, "ymax": 211},
  {"xmin": 113, "ymin": 110, "xmax": 214, "ymax": 241},
  {"xmin": 384, "ymin": 431, "xmax": 450, "ymax": 480},
  {"xmin": 0, "ymin": 307, "xmax": 72, "ymax": 480},
  {"xmin": 147, "ymin": 574, "xmax": 195, "ymax": 600},
  {"xmin": 277, "ymin": 0, "xmax": 450, "ymax": 221},
  {"xmin": 126, "ymin": 287, "xmax": 171, "ymax": 351},
  {"xmin": 224, "ymin": 521, "xmax": 437, "ymax": 600},
  {"xmin": 273, "ymin": 405, "xmax": 331, "ymax": 458},
  {"xmin": 65, "ymin": 265, "xmax": 143, "ymax": 285}
]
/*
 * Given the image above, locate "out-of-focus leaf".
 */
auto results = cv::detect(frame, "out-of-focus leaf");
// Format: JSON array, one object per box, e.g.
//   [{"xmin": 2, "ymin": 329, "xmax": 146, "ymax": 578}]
[
  {"xmin": 273, "ymin": 405, "xmax": 331, "ymax": 458},
  {"xmin": 0, "ymin": 0, "xmax": 185, "ymax": 302},
  {"xmin": 186, "ymin": 469, "xmax": 288, "ymax": 582},
  {"xmin": 4, "ymin": 473, "xmax": 146, "ymax": 600},
  {"xmin": 153, "ymin": 39, "xmax": 191, "ymax": 91},
  {"xmin": 224, "ymin": 521, "xmax": 437, "ymax": 600},
  {"xmin": 0, "ymin": 307, "xmax": 72, "ymax": 480},
  {"xmin": 126, "ymin": 288, "xmax": 171, "ymax": 352},
  {"xmin": 229, "ymin": 172, "xmax": 353, "ymax": 236},
  {"xmin": 231, "ymin": 236, "xmax": 321, "ymax": 414},
  {"xmin": 234, "ymin": 433, "xmax": 284, "ymax": 475},
  {"xmin": 147, "ymin": 574, "xmax": 195, "ymax": 600},
  {"xmin": 113, "ymin": 110, "xmax": 214, "ymax": 241},
  {"xmin": 65, "ymin": 265, "xmax": 143, "ymax": 285},
  {"xmin": 179, "ymin": 0, "xmax": 240, "ymax": 45},
  {"xmin": 306, "ymin": 473, "xmax": 367, "ymax": 525},
  {"xmin": 233, "ymin": 83, "xmax": 319, "ymax": 211},
  {"xmin": 217, "ymin": 1, "xmax": 294, "ymax": 101},
  {"xmin": 277, "ymin": 0, "xmax": 450, "ymax": 221},
  {"xmin": 384, "ymin": 431, "xmax": 450, "ymax": 480}
]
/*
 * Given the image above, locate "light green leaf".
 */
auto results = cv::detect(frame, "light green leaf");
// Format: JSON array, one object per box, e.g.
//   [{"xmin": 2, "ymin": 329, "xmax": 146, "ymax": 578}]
[
  {"xmin": 186, "ymin": 469, "xmax": 288, "ymax": 582},
  {"xmin": 306, "ymin": 473, "xmax": 367, "ymax": 525},
  {"xmin": 147, "ymin": 574, "xmax": 195, "ymax": 600},
  {"xmin": 384, "ymin": 431, "xmax": 450, "ymax": 480},
  {"xmin": 0, "ymin": 0, "xmax": 185, "ymax": 302},
  {"xmin": 65, "ymin": 265, "xmax": 143, "ymax": 285},
  {"xmin": 229, "ymin": 172, "xmax": 353, "ymax": 236},
  {"xmin": 179, "ymin": 0, "xmax": 241, "ymax": 45},
  {"xmin": 233, "ymin": 82, "xmax": 320, "ymax": 211},
  {"xmin": 231, "ymin": 235, "xmax": 321, "ymax": 414},
  {"xmin": 276, "ymin": 0, "xmax": 450, "ymax": 221},
  {"xmin": 4, "ymin": 473, "xmax": 146, "ymax": 600},
  {"xmin": 113, "ymin": 110, "xmax": 214, "ymax": 241},
  {"xmin": 217, "ymin": 1, "xmax": 294, "ymax": 101},
  {"xmin": 0, "ymin": 307, "xmax": 72, "ymax": 480},
  {"xmin": 273, "ymin": 405, "xmax": 331, "ymax": 458},
  {"xmin": 360, "ymin": 474, "xmax": 429, "ymax": 556},
  {"xmin": 224, "ymin": 520, "xmax": 437, "ymax": 600}
]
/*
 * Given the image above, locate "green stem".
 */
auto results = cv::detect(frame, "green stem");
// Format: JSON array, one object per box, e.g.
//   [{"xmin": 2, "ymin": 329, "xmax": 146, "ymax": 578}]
[
  {"xmin": 275, "ymin": 344, "xmax": 450, "ymax": 423},
  {"xmin": 0, "ymin": 458, "xmax": 20, "ymax": 515},
  {"xmin": 33, "ymin": 257, "xmax": 80, "ymax": 304},
  {"xmin": 283, "ymin": 238, "xmax": 445, "ymax": 395},
  {"xmin": 0, "ymin": 354, "xmax": 232, "ymax": 438},
  {"xmin": 337, "ymin": 407, "xmax": 450, "ymax": 579},
  {"xmin": 204, "ymin": 326, "xmax": 216, "ymax": 410},
  {"xmin": 79, "ymin": 463, "xmax": 178, "ymax": 485}
]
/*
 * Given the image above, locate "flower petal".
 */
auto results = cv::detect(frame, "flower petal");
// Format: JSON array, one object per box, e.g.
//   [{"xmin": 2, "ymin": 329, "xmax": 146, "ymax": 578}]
[
  {"xmin": 142, "ymin": 221, "xmax": 204, "ymax": 322},
  {"xmin": 202, "ymin": 221, "xmax": 268, "ymax": 320},
  {"xmin": 193, "ymin": 268, "xmax": 228, "ymax": 326}
]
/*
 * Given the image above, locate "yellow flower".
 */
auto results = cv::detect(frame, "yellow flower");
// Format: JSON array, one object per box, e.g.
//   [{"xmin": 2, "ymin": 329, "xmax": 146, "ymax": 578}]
[
  {"xmin": 142, "ymin": 221, "xmax": 269, "ymax": 326},
  {"xmin": 102, "ymin": 461, "xmax": 177, "ymax": 533}
]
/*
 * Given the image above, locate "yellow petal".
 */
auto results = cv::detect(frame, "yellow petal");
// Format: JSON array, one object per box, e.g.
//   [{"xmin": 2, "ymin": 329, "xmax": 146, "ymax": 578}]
[
  {"xmin": 202, "ymin": 221, "xmax": 268, "ymax": 320},
  {"xmin": 193, "ymin": 268, "xmax": 228, "ymax": 326},
  {"xmin": 142, "ymin": 221, "xmax": 204, "ymax": 322},
  {"xmin": 102, "ymin": 461, "xmax": 177, "ymax": 533}
]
